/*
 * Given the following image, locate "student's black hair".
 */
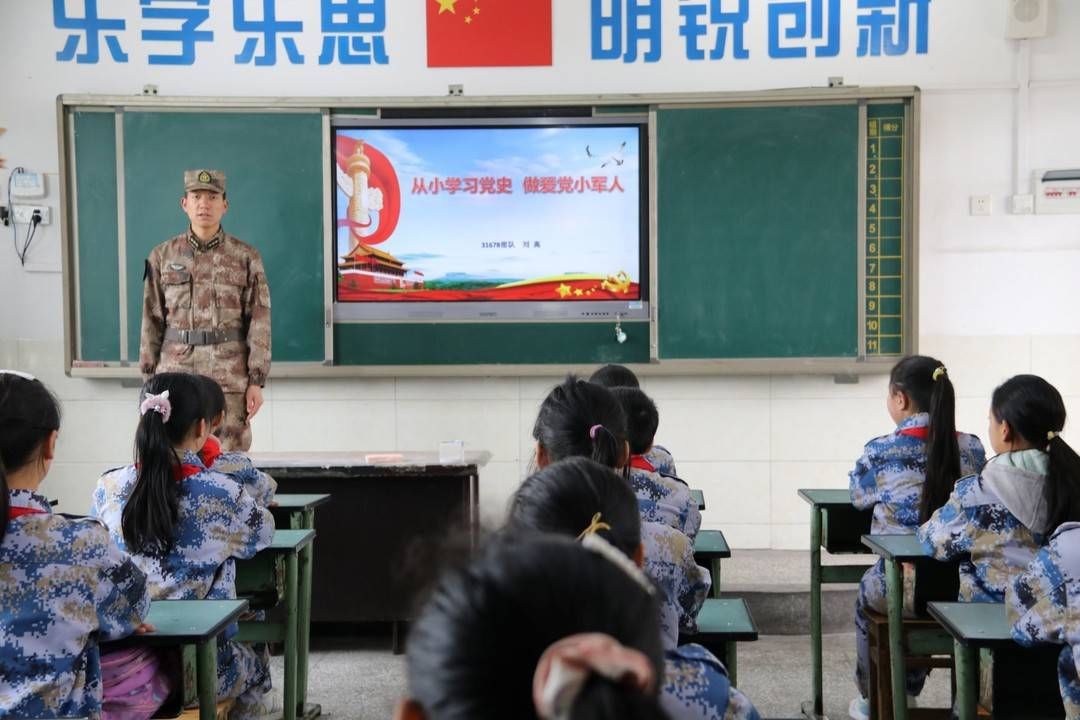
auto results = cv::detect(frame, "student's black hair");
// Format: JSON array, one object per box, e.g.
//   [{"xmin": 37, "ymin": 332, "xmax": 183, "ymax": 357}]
[
  {"xmin": 889, "ymin": 355, "xmax": 962, "ymax": 523},
  {"xmin": 0, "ymin": 373, "xmax": 62, "ymax": 544},
  {"xmin": 991, "ymin": 374, "xmax": 1080, "ymax": 532},
  {"xmin": 196, "ymin": 374, "xmax": 226, "ymax": 426},
  {"xmin": 508, "ymin": 457, "xmax": 642, "ymax": 558},
  {"xmin": 533, "ymin": 376, "xmax": 628, "ymax": 471},
  {"xmin": 123, "ymin": 372, "xmax": 207, "ymax": 557},
  {"xmin": 589, "ymin": 364, "xmax": 641, "ymax": 389},
  {"xmin": 610, "ymin": 387, "xmax": 659, "ymax": 456},
  {"xmin": 405, "ymin": 534, "xmax": 667, "ymax": 720},
  {"xmin": 0, "ymin": 457, "xmax": 7, "ymax": 545}
]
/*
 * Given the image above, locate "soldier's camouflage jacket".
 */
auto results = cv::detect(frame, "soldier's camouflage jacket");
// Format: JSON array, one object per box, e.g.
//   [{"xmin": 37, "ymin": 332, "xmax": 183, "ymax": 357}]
[{"xmin": 140, "ymin": 229, "xmax": 270, "ymax": 392}]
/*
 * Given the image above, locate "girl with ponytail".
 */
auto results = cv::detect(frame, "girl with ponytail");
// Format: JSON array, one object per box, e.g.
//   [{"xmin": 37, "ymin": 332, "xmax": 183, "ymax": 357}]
[
  {"xmin": 396, "ymin": 533, "xmax": 670, "ymax": 720},
  {"xmin": 1008, "ymin": 385, "xmax": 1080, "ymax": 719},
  {"xmin": 91, "ymin": 372, "xmax": 275, "ymax": 718},
  {"xmin": 507, "ymin": 458, "xmax": 761, "ymax": 720},
  {"xmin": 848, "ymin": 356, "xmax": 986, "ymax": 720},
  {"xmin": 532, "ymin": 377, "xmax": 710, "ymax": 643},
  {"xmin": 919, "ymin": 373, "xmax": 1068, "ymax": 602},
  {"xmin": 0, "ymin": 371, "xmax": 158, "ymax": 719}
]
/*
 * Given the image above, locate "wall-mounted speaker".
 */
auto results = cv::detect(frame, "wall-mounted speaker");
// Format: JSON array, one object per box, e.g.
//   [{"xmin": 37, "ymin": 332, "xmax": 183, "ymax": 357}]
[{"xmin": 1006, "ymin": 0, "xmax": 1050, "ymax": 39}]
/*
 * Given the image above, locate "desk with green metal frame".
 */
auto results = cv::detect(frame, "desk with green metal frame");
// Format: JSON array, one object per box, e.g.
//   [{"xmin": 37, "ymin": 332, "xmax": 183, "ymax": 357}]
[
  {"xmin": 103, "ymin": 599, "xmax": 248, "ymax": 720},
  {"xmin": 861, "ymin": 533, "xmax": 958, "ymax": 720},
  {"xmin": 236, "ymin": 528, "xmax": 315, "ymax": 720},
  {"xmin": 677, "ymin": 598, "xmax": 758, "ymax": 686},
  {"xmin": 693, "ymin": 529, "xmax": 730, "ymax": 599},
  {"xmin": 691, "ymin": 488, "xmax": 705, "ymax": 510},
  {"xmin": 271, "ymin": 494, "xmax": 331, "ymax": 719},
  {"xmin": 797, "ymin": 489, "xmax": 874, "ymax": 719},
  {"xmin": 927, "ymin": 601, "xmax": 1065, "ymax": 720}
]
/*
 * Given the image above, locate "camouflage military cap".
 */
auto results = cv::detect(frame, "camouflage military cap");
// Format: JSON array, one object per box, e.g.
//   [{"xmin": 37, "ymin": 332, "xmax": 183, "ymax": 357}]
[{"xmin": 184, "ymin": 168, "xmax": 226, "ymax": 194}]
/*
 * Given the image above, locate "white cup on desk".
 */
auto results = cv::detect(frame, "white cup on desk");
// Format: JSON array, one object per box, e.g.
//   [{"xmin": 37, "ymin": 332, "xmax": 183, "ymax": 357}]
[{"xmin": 438, "ymin": 440, "xmax": 465, "ymax": 464}]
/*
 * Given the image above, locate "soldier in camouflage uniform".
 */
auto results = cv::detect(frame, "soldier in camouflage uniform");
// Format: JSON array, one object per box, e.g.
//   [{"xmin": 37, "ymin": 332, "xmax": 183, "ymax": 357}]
[
  {"xmin": 1011, "ymin": 521, "xmax": 1080, "ymax": 720},
  {"xmin": 140, "ymin": 169, "xmax": 271, "ymax": 451}
]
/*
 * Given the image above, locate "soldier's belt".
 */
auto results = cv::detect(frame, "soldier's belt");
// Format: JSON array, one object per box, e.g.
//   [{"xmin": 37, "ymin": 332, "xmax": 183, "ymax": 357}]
[{"xmin": 164, "ymin": 327, "xmax": 243, "ymax": 346}]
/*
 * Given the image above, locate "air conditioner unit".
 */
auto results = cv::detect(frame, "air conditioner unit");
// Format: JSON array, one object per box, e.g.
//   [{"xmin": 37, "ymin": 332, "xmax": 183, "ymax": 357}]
[{"xmin": 1006, "ymin": 0, "xmax": 1050, "ymax": 39}]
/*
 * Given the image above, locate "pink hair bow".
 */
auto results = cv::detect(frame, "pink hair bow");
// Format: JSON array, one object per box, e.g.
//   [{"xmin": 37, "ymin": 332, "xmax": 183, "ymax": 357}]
[{"xmin": 139, "ymin": 390, "xmax": 172, "ymax": 423}]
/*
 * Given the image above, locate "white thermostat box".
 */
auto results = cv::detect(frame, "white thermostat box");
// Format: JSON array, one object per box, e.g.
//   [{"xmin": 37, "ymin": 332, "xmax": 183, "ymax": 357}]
[
  {"xmin": 10, "ymin": 170, "xmax": 46, "ymax": 198},
  {"xmin": 1034, "ymin": 169, "xmax": 1080, "ymax": 215}
]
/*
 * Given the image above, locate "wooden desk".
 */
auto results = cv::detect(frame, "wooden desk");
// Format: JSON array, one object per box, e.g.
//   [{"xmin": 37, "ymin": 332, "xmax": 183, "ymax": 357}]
[
  {"xmin": 270, "ymin": 494, "xmax": 330, "ymax": 719},
  {"xmin": 691, "ymin": 488, "xmax": 705, "ymax": 510},
  {"xmin": 693, "ymin": 529, "xmax": 730, "ymax": 599},
  {"xmin": 104, "ymin": 599, "xmax": 248, "ymax": 720},
  {"xmin": 928, "ymin": 602, "xmax": 1064, "ymax": 720},
  {"xmin": 797, "ymin": 489, "xmax": 874, "ymax": 719},
  {"xmin": 677, "ymin": 598, "xmax": 758, "ymax": 685},
  {"xmin": 236, "ymin": 529, "xmax": 315, "ymax": 720},
  {"xmin": 252, "ymin": 452, "xmax": 488, "ymax": 635},
  {"xmin": 861, "ymin": 534, "xmax": 959, "ymax": 720}
]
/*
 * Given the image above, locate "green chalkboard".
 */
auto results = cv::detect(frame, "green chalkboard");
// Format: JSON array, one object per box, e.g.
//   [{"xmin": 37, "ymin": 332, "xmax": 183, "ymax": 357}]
[
  {"xmin": 120, "ymin": 111, "xmax": 325, "ymax": 363},
  {"xmin": 65, "ymin": 94, "xmax": 914, "ymax": 373},
  {"xmin": 73, "ymin": 111, "xmax": 120, "ymax": 361},
  {"xmin": 656, "ymin": 105, "xmax": 860, "ymax": 359}
]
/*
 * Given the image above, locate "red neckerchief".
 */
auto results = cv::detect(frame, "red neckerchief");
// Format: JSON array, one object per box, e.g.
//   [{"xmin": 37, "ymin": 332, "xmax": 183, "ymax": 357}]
[
  {"xmin": 135, "ymin": 462, "xmax": 205, "ymax": 482},
  {"xmin": 200, "ymin": 436, "xmax": 222, "ymax": 469},
  {"xmin": 898, "ymin": 427, "xmax": 929, "ymax": 440},
  {"xmin": 630, "ymin": 455, "xmax": 657, "ymax": 472},
  {"xmin": 8, "ymin": 506, "xmax": 47, "ymax": 519},
  {"xmin": 898, "ymin": 427, "xmax": 961, "ymax": 441}
]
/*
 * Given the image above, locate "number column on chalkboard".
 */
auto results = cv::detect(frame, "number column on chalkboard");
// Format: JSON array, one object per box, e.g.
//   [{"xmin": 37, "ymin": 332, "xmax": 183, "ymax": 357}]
[{"xmin": 865, "ymin": 109, "xmax": 904, "ymax": 357}]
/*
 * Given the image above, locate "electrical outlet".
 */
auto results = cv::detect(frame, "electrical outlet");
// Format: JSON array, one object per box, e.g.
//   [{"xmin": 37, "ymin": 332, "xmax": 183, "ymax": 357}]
[
  {"xmin": 969, "ymin": 195, "xmax": 992, "ymax": 216},
  {"xmin": 1011, "ymin": 194, "xmax": 1035, "ymax": 215},
  {"xmin": 12, "ymin": 205, "xmax": 51, "ymax": 225}
]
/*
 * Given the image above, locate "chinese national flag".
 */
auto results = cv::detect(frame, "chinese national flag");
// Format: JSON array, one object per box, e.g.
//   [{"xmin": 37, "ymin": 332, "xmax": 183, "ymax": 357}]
[{"xmin": 426, "ymin": 0, "xmax": 552, "ymax": 68}]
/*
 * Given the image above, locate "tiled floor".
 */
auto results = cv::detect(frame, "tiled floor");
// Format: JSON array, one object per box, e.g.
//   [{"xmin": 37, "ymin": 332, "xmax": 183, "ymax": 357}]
[{"xmin": 268, "ymin": 630, "xmax": 953, "ymax": 720}]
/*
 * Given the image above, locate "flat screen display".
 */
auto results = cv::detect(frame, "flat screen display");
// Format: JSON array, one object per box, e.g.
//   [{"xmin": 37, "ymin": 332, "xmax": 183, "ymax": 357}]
[{"xmin": 332, "ymin": 121, "xmax": 647, "ymax": 320}]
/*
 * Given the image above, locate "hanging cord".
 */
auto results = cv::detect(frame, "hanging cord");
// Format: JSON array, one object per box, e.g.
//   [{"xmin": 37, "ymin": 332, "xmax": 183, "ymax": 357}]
[{"xmin": 7, "ymin": 167, "xmax": 41, "ymax": 266}]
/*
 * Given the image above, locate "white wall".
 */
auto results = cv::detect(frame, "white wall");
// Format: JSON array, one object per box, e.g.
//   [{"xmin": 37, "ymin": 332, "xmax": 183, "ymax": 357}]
[{"xmin": 2, "ymin": 0, "xmax": 1079, "ymax": 547}]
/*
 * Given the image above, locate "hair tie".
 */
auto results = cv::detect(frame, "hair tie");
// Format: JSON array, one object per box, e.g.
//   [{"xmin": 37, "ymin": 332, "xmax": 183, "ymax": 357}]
[
  {"xmin": 589, "ymin": 424, "xmax": 604, "ymax": 440},
  {"xmin": 139, "ymin": 390, "xmax": 172, "ymax": 423},
  {"xmin": 932, "ymin": 366, "xmax": 947, "ymax": 381},
  {"xmin": 576, "ymin": 512, "xmax": 612, "ymax": 541},
  {"xmin": 532, "ymin": 633, "xmax": 656, "ymax": 720},
  {"xmin": 579, "ymin": 533, "xmax": 654, "ymax": 595}
]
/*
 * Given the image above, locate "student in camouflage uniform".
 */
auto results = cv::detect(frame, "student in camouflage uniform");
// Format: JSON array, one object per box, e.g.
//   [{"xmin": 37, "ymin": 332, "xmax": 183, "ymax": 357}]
[
  {"xmin": 846, "ymin": 357, "xmax": 986, "ymax": 718},
  {"xmin": 140, "ymin": 169, "xmax": 270, "ymax": 452},
  {"xmin": 588, "ymin": 363, "xmax": 682, "ymax": 477},
  {"xmin": 1012, "ymin": 522, "xmax": 1080, "ymax": 720},
  {"xmin": 0, "ymin": 371, "xmax": 155, "ymax": 720},
  {"xmin": 611, "ymin": 386, "xmax": 702, "ymax": 540},
  {"xmin": 90, "ymin": 372, "xmax": 275, "ymax": 719},
  {"xmin": 530, "ymin": 377, "xmax": 711, "ymax": 642},
  {"xmin": 918, "ymin": 374, "xmax": 1067, "ymax": 604},
  {"xmin": 1004, "ymin": 383, "xmax": 1080, "ymax": 720},
  {"xmin": 507, "ymin": 457, "xmax": 760, "ymax": 720},
  {"xmin": 196, "ymin": 374, "xmax": 276, "ymax": 508}
]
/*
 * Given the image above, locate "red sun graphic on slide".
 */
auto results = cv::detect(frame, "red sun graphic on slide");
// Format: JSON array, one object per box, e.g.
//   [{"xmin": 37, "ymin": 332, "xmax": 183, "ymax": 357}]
[{"xmin": 335, "ymin": 135, "xmax": 401, "ymax": 246}]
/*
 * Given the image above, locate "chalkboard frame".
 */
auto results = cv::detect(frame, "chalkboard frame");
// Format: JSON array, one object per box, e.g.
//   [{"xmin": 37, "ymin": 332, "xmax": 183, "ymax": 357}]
[{"xmin": 58, "ymin": 88, "xmax": 918, "ymax": 378}]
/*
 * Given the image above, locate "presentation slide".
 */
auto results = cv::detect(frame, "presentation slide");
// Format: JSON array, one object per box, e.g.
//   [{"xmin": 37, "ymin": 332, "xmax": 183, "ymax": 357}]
[{"xmin": 333, "ymin": 125, "xmax": 642, "ymax": 302}]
